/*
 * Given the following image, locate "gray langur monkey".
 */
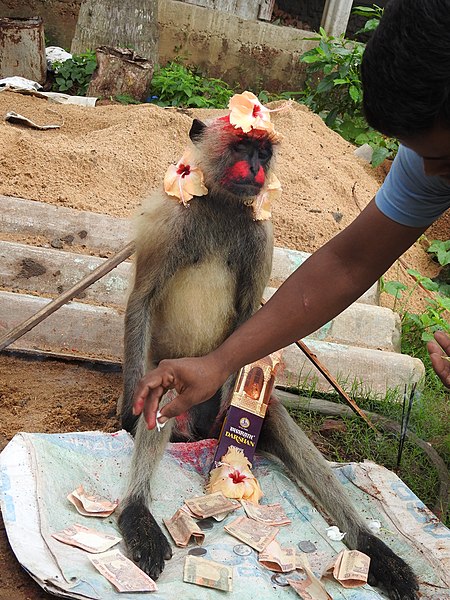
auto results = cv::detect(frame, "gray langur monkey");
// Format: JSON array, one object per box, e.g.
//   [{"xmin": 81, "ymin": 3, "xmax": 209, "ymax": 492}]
[{"xmin": 118, "ymin": 116, "xmax": 418, "ymax": 600}]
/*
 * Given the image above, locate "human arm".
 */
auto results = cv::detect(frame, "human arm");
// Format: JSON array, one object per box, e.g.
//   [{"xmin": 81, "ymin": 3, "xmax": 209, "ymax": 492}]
[
  {"xmin": 427, "ymin": 330, "xmax": 450, "ymax": 388},
  {"xmin": 135, "ymin": 198, "xmax": 426, "ymax": 428}
]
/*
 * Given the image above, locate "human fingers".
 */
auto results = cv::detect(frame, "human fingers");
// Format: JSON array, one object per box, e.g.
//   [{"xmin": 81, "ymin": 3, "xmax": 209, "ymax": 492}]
[
  {"xmin": 133, "ymin": 369, "xmax": 174, "ymax": 419},
  {"xmin": 434, "ymin": 330, "xmax": 450, "ymax": 356},
  {"xmin": 158, "ymin": 390, "xmax": 205, "ymax": 421},
  {"xmin": 427, "ymin": 337, "xmax": 450, "ymax": 388}
]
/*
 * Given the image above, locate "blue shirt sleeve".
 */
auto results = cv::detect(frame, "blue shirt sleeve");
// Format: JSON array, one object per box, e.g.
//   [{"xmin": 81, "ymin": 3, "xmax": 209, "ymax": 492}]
[{"xmin": 375, "ymin": 144, "xmax": 450, "ymax": 227}]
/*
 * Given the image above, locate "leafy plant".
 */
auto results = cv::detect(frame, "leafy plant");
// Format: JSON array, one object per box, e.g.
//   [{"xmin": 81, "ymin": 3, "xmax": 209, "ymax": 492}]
[
  {"xmin": 299, "ymin": 5, "xmax": 398, "ymax": 167},
  {"xmin": 427, "ymin": 239, "xmax": 450, "ymax": 267},
  {"xmin": 382, "ymin": 271, "xmax": 450, "ymax": 342},
  {"xmin": 150, "ymin": 62, "xmax": 234, "ymax": 108},
  {"xmin": 52, "ymin": 51, "xmax": 97, "ymax": 96}
]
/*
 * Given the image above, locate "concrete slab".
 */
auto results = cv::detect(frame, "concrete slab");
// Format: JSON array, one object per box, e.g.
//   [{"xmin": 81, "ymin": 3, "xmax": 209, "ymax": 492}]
[
  {"xmin": 279, "ymin": 340, "xmax": 425, "ymax": 398},
  {"xmin": 1, "ymin": 242, "xmax": 390, "ymax": 349},
  {"xmin": 263, "ymin": 287, "xmax": 401, "ymax": 351},
  {"xmin": 0, "ymin": 200, "xmax": 379, "ymax": 305},
  {"xmin": 0, "ymin": 291, "xmax": 424, "ymax": 396}
]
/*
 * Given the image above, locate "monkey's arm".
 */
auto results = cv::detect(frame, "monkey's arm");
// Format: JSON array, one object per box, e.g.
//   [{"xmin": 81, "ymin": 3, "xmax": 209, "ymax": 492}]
[
  {"xmin": 427, "ymin": 331, "xmax": 450, "ymax": 388},
  {"xmin": 135, "ymin": 199, "xmax": 426, "ymax": 425}
]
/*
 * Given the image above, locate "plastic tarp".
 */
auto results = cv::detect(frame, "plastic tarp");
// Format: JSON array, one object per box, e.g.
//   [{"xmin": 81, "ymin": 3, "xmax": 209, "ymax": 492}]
[{"xmin": 1, "ymin": 431, "xmax": 449, "ymax": 599}]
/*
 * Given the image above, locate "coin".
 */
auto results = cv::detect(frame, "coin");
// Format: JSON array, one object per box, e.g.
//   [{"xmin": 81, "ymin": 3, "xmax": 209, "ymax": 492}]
[
  {"xmin": 188, "ymin": 547, "xmax": 207, "ymax": 557},
  {"xmin": 198, "ymin": 518, "xmax": 215, "ymax": 531},
  {"xmin": 297, "ymin": 540, "xmax": 317, "ymax": 553},
  {"xmin": 271, "ymin": 574, "xmax": 289, "ymax": 587},
  {"xmin": 233, "ymin": 544, "xmax": 252, "ymax": 556}
]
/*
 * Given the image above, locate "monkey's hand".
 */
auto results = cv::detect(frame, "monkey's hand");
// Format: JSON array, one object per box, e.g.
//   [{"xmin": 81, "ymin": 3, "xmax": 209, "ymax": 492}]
[
  {"xmin": 427, "ymin": 330, "xmax": 450, "ymax": 388},
  {"xmin": 133, "ymin": 355, "xmax": 228, "ymax": 429}
]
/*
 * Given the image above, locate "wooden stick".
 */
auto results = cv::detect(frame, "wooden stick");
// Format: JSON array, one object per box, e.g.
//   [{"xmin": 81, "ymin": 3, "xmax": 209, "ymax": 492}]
[
  {"xmin": 259, "ymin": 298, "xmax": 378, "ymax": 432},
  {"xmin": 0, "ymin": 241, "xmax": 135, "ymax": 352},
  {"xmin": 295, "ymin": 338, "xmax": 378, "ymax": 432}
]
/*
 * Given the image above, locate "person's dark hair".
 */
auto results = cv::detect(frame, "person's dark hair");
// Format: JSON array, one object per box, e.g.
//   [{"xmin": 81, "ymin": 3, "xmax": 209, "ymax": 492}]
[{"xmin": 361, "ymin": 0, "xmax": 450, "ymax": 138}]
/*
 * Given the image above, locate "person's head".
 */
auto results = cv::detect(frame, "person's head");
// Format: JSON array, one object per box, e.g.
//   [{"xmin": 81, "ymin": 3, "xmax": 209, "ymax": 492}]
[{"xmin": 362, "ymin": 0, "xmax": 450, "ymax": 177}]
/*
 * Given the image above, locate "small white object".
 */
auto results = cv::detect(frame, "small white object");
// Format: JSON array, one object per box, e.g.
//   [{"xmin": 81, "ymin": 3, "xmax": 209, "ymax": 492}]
[
  {"xmin": 46, "ymin": 46, "xmax": 72, "ymax": 69},
  {"xmin": 354, "ymin": 143, "xmax": 374, "ymax": 163},
  {"xmin": 326, "ymin": 525, "xmax": 346, "ymax": 541},
  {"xmin": 156, "ymin": 411, "xmax": 166, "ymax": 432},
  {"xmin": 0, "ymin": 76, "xmax": 42, "ymax": 91},
  {"xmin": 368, "ymin": 519, "xmax": 382, "ymax": 534}
]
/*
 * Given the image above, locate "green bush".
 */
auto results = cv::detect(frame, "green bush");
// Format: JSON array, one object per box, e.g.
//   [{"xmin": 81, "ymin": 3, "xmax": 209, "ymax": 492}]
[
  {"xmin": 299, "ymin": 5, "xmax": 397, "ymax": 167},
  {"xmin": 52, "ymin": 51, "xmax": 97, "ymax": 96},
  {"xmin": 150, "ymin": 62, "xmax": 234, "ymax": 108}
]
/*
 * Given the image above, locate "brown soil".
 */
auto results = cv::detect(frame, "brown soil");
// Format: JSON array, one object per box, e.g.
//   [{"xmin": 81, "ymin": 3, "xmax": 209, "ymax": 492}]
[{"xmin": 0, "ymin": 91, "xmax": 448, "ymax": 599}]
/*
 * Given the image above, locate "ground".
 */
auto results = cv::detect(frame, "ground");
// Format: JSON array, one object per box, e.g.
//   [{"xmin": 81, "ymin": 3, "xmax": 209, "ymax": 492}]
[{"xmin": 0, "ymin": 91, "xmax": 448, "ymax": 598}]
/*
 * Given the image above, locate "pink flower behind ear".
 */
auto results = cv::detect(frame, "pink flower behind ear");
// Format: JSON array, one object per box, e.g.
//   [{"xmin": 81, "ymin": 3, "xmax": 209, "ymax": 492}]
[
  {"xmin": 253, "ymin": 173, "xmax": 282, "ymax": 221},
  {"xmin": 164, "ymin": 149, "xmax": 208, "ymax": 206},
  {"xmin": 228, "ymin": 91, "xmax": 274, "ymax": 134}
]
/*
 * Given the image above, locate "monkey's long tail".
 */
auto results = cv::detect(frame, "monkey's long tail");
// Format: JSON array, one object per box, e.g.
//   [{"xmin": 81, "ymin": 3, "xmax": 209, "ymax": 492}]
[{"xmin": 259, "ymin": 399, "xmax": 419, "ymax": 600}]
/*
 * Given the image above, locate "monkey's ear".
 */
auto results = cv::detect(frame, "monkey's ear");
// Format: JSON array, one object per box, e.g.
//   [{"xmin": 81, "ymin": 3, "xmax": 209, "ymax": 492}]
[{"xmin": 189, "ymin": 119, "xmax": 207, "ymax": 143}]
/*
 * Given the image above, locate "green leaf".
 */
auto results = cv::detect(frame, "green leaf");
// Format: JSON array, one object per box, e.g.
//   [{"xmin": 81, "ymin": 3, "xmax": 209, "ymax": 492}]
[
  {"xmin": 349, "ymin": 85, "xmax": 360, "ymax": 103},
  {"xmin": 382, "ymin": 280, "xmax": 407, "ymax": 297},
  {"xmin": 371, "ymin": 146, "xmax": 390, "ymax": 167}
]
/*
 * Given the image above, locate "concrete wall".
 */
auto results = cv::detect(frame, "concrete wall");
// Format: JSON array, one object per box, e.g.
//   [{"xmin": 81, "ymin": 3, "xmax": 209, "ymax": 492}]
[
  {"xmin": 158, "ymin": 1, "xmax": 314, "ymax": 91},
  {"xmin": 0, "ymin": 0, "xmax": 315, "ymax": 91}
]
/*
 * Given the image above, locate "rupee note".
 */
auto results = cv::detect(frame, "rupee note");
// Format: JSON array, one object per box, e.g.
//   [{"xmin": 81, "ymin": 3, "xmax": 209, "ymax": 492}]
[
  {"xmin": 163, "ymin": 508, "xmax": 205, "ymax": 547},
  {"xmin": 68, "ymin": 485, "xmax": 118, "ymax": 517},
  {"xmin": 289, "ymin": 553, "xmax": 332, "ymax": 600},
  {"xmin": 183, "ymin": 555, "xmax": 233, "ymax": 592},
  {"xmin": 259, "ymin": 540, "xmax": 296, "ymax": 572},
  {"xmin": 185, "ymin": 492, "xmax": 239, "ymax": 519},
  {"xmin": 333, "ymin": 549, "xmax": 370, "ymax": 588},
  {"xmin": 52, "ymin": 523, "xmax": 121, "ymax": 553},
  {"xmin": 224, "ymin": 516, "xmax": 279, "ymax": 552},
  {"xmin": 241, "ymin": 500, "xmax": 291, "ymax": 526},
  {"xmin": 89, "ymin": 549, "xmax": 157, "ymax": 592}
]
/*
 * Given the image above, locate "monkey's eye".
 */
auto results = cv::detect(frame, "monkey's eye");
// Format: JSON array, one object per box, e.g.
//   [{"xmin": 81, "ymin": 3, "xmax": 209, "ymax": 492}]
[
  {"xmin": 258, "ymin": 146, "xmax": 272, "ymax": 161},
  {"xmin": 233, "ymin": 142, "xmax": 249, "ymax": 154}
]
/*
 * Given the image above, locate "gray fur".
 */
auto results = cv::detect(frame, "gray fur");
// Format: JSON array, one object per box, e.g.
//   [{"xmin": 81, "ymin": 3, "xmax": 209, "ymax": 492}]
[{"xmin": 118, "ymin": 119, "xmax": 418, "ymax": 599}]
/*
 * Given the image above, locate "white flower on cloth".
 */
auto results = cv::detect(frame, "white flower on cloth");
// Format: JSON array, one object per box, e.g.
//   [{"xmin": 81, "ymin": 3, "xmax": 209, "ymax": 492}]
[
  {"xmin": 326, "ymin": 526, "xmax": 346, "ymax": 541},
  {"xmin": 228, "ymin": 91, "xmax": 275, "ymax": 134},
  {"xmin": 252, "ymin": 173, "xmax": 282, "ymax": 221},
  {"xmin": 207, "ymin": 446, "xmax": 263, "ymax": 504},
  {"xmin": 163, "ymin": 148, "xmax": 208, "ymax": 206}
]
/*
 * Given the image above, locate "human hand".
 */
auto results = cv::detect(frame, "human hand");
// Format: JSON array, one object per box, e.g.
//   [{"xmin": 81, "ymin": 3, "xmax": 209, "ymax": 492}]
[
  {"xmin": 427, "ymin": 330, "xmax": 450, "ymax": 388},
  {"xmin": 132, "ymin": 355, "xmax": 229, "ymax": 429}
]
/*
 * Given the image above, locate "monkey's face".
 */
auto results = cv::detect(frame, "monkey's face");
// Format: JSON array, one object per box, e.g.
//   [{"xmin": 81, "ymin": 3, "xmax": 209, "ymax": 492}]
[
  {"xmin": 220, "ymin": 136, "xmax": 273, "ymax": 197},
  {"xmin": 189, "ymin": 118, "xmax": 277, "ymax": 201}
]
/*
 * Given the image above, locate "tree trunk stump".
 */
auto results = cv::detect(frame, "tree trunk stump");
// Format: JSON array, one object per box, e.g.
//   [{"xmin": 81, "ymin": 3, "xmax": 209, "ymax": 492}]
[{"xmin": 87, "ymin": 46, "xmax": 154, "ymax": 101}]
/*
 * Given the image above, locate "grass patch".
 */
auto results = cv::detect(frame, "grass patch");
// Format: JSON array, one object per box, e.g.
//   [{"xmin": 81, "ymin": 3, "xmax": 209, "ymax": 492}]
[{"xmin": 285, "ymin": 363, "xmax": 449, "ymax": 527}]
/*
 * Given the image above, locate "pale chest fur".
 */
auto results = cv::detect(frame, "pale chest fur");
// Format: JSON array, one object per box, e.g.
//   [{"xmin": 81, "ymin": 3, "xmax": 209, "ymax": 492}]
[{"xmin": 151, "ymin": 256, "xmax": 238, "ymax": 359}]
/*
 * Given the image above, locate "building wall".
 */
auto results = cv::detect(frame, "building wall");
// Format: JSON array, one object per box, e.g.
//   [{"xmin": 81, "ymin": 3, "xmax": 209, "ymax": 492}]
[{"xmin": 0, "ymin": 0, "xmax": 326, "ymax": 91}]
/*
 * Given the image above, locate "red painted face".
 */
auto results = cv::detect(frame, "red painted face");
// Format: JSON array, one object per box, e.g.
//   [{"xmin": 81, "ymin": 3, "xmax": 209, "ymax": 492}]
[{"xmin": 222, "ymin": 160, "xmax": 266, "ymax": 186}]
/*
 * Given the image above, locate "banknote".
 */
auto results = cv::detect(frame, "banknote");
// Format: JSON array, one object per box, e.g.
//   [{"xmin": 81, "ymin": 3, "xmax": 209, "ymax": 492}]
[
  {"xmin": 89, "ymin": 549, "xmax": 157, "ymax": 592},
  {"xmin": 241, "ymin": 500, "xmax": 291, "ymax": 526},
  {"xmin": 185, "ymin": 492, "xmax": 239, "ymax": 519},
  {"xmin": 289, "ymin": 553, "xmax": 332, "ymax": 600},
  {"xmin": 52, "ymin": 523, "xmax": 121, "ymax": 553},
  {"xmin": 68, "ymin": 485, "xmax": 118, "ymax": 517},
  {"xmin": 224, "ymin": 516, "xmax": 279, "ymax": 552},
  {"xmin": 183, "ymin": 555, "xmax": 233, "ymax": 592},
  {"xmin": 163, "ymin": 508, "xmax": 205, "ymax": 547},
  {"xmin": 332, "ymin": 549, "xmax": 370, "ymax": 587},
  {"xmin": 287, "ymin": 576, "xmax": 332, "ymax": 600},
  {"xmin": 259, "ymin": 540, "xmax": 296, "ymax": 572}
]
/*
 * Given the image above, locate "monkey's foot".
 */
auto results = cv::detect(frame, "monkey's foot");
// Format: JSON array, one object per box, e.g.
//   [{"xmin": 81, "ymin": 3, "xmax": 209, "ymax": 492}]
[
  {"xmin": 118, "ymin": 499, "xmax": 172, "ymax": 580},
  {"xmin": 358, "ymin": 531, "xmax": 419, "ymax": 600}
]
